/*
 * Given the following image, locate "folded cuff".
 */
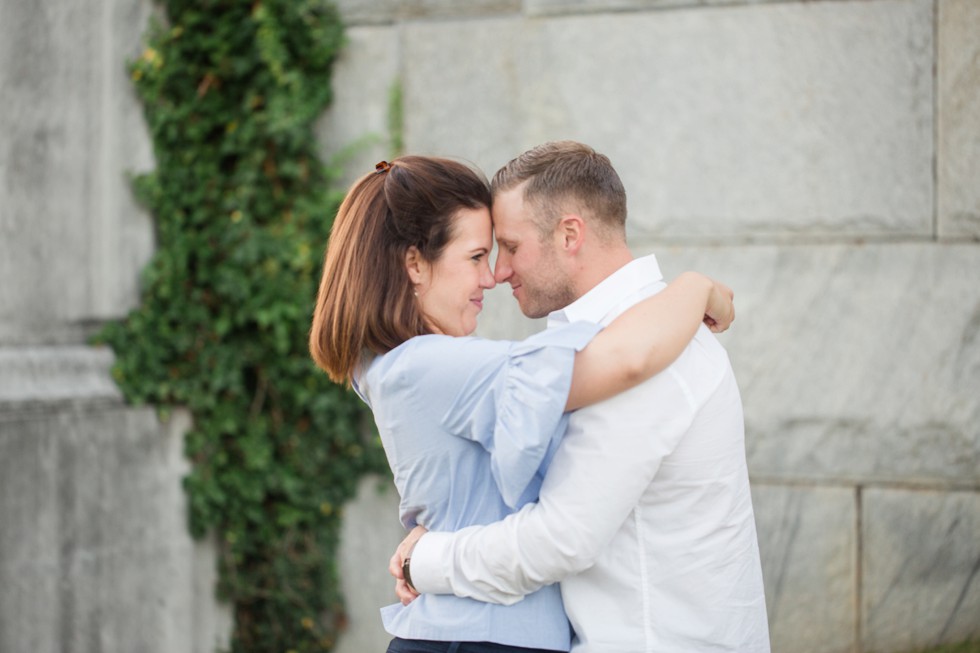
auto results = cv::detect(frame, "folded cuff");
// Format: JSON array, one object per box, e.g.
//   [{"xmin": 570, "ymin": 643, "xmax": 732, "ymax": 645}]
[{"xmin": 409, "ymin": 531, "xmax": 455, "ymax": 595}]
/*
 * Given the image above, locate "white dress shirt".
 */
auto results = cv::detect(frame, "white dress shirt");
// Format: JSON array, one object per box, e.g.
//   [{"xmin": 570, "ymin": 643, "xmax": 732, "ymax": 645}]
[{"xmin": 411, "ymin": 255, "xmax": 771, "ymax": 653}]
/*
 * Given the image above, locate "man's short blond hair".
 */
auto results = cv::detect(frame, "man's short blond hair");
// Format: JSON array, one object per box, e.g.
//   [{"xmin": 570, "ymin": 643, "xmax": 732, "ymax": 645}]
[{"xmin": 491, "ymin": 141, "xmax": 627, "ymax": 241}]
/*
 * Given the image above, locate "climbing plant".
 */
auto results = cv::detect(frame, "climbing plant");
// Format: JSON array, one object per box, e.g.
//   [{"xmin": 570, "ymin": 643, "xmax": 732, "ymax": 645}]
[{"xmin": 95, "ymin": 1, "xmax": 388, "ymax": 650}]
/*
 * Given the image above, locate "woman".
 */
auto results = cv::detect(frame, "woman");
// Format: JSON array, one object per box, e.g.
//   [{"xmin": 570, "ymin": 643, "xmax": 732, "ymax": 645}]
[{"xmin": 310, "ymin": 156, "xmax": 732, "ymax": 653}]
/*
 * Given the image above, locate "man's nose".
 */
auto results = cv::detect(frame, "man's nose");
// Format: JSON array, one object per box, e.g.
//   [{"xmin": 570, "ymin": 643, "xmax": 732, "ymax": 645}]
[
  {"xmin": 493, "ymin": 254, "xmax": 512, "ymax": 284},
  {"xmin": 480, "ymin": 260, "xmax": 496, "ymax": 289}
]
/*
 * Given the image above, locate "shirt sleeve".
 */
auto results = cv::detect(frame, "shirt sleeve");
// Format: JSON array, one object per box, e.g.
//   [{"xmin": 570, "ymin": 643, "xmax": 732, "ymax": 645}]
[
  {"xmin": 435, "ymin": 320, "xmax": 601, "ymax": 508},
  {"xmin": 409, "ymin": 366, "xmax": 699, "ymax": 603}
]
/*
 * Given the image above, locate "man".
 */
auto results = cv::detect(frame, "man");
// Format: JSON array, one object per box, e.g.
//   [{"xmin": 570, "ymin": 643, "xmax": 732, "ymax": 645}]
[{"xmin": 392, "ymin": 141, "xmax": 771, "ymax": 652}]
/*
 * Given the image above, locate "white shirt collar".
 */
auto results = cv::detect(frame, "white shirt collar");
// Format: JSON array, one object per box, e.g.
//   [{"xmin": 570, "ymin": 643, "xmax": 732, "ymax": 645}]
[{"xmin": 547, "ymin": 254, "xmax": 664, "ymax": 327}]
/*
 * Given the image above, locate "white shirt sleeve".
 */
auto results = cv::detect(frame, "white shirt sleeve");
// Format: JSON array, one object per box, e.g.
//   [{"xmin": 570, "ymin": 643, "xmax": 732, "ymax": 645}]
[{"xmin": 410, "ymin": 366, "xmax": 699, "ymax": 603}]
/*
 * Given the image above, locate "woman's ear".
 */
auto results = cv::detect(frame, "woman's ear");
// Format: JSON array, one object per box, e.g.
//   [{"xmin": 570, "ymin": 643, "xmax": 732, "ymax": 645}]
[{"xmin": 404, "ymin": 246, "xmax": 428, "ymax": 286}]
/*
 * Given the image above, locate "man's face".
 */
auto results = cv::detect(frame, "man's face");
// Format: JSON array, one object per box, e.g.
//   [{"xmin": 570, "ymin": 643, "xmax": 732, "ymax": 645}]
[{"xmin": 491, "ymin": 186, "xmax": 576, "ymax": 319}]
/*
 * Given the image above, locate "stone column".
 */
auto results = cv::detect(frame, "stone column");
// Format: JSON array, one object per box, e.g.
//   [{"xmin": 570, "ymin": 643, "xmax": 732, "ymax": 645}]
[{"xmin": 0, "ymin": 0, "xmax": 231, "ymax": 650}]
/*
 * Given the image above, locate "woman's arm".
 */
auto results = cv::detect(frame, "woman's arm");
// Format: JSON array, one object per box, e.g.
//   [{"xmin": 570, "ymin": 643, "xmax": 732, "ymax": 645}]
[{"xmin": 565, "ymin": 272, "xmax": 732, "ymax": 411}]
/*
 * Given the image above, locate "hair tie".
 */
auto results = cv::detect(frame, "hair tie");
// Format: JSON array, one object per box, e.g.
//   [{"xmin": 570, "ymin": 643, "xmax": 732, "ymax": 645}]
[{"xmin": 375, "ymin": 160, "xmax": 392, "ymax": 174}]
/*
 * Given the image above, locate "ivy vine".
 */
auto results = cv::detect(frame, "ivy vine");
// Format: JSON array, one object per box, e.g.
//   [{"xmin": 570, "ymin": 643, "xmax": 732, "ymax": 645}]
[{"xmin": 95, "ymin": 1, "xmax": 388, "ymax": 650}]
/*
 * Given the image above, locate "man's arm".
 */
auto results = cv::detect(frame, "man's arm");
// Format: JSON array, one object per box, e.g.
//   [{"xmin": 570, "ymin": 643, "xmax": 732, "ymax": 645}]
[{"xmin": 396, "ymin": 367, "xmax": 699, "ymax": 604}]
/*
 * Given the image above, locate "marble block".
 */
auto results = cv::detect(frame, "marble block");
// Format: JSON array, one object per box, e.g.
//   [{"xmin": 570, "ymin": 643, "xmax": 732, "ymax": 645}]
[
  {"xmin": 752, "ymin": 484, "xmax": 857, "ymax": 653},
  {"xmin": 627, "ymin": 242, "xmax": 980, "ymax": 487},
  {"xmin": 401, "ymin": 0, "xmax": 934, "ymax": 242},
  {"xmin": 862, "ymin": 488, "xmax": 980, "ymax": 652},
  {"xmin": 938, "ymin": 0, "xmax": 980, "ymax": 239}
]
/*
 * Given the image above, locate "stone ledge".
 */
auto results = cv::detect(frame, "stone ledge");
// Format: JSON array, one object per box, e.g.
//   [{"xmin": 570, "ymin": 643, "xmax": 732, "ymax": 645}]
[
  {"xmin": 750, "ymin": 475, "xmax": 980, "ymax": 493},
  {"xmin": 334, "ymin": 0, "xmax": 520, "ymax": 25},
  {"xmin": 525, "ymin": 0, "xmax": 784, "ymax": 17},
  {"xmin": 0, "ymin": 346, "xmax": 123, "ymax": 409}
]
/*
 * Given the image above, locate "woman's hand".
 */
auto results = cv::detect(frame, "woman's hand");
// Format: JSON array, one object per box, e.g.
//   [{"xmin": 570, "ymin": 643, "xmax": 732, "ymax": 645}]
[
  {"xmin": 389, "ymin": 524, "xmax": 428, "ymax": 605},
  {"xmin": 703, "ymin": 278, "xmax": 734, "ymax": 333}
]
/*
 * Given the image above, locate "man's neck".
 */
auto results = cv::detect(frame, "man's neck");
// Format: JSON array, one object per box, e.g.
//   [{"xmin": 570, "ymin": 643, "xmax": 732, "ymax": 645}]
[{"xmin": 571, "ymin": 245, "xmax": 635, "ymax": 302}]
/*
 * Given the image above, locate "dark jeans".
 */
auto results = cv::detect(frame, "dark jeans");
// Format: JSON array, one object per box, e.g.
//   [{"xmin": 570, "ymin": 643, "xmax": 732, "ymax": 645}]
[{"xmin": 386, "ymin": 638, "xmax": 565, "ymax": 653}]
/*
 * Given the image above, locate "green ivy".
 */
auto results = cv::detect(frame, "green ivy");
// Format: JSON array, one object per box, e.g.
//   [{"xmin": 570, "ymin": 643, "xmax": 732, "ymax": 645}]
[{"xmin": 94, "ymin": 1, "xmax": 388, "ymax": 650}]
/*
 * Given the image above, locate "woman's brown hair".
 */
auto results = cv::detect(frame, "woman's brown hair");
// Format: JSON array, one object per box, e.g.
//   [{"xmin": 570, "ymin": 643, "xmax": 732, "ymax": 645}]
[{"xmin": 310, "ymin": 156, "xmax": 492, "ymax": 383}]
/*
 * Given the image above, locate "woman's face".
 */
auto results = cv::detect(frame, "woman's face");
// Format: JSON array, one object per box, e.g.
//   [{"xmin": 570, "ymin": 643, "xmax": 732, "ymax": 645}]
[{"xmin": 415, "ymin": 206, "xmax": 496, "ymax": 337}]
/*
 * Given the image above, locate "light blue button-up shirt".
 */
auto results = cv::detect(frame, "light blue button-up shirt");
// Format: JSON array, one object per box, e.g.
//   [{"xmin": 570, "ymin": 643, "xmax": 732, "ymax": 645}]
[{"xmin": 352, "ymin": 321, "xmax": 601, "ymax": 650}]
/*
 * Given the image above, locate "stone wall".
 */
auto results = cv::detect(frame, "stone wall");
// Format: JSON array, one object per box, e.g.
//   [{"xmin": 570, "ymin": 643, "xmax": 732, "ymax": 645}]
[
  {"xmin": 322, "ymin": 2, "xmax": 980, "ymax": 653},
  {"xmin": 1, "ymin": 0, "xmax": 976, "ymax": 652}
]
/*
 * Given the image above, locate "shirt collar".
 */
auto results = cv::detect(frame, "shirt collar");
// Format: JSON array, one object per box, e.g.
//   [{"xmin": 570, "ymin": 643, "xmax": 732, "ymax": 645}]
[{"xmin": 547, "ymin": 254, "xmax": 664, "ymax": 327}]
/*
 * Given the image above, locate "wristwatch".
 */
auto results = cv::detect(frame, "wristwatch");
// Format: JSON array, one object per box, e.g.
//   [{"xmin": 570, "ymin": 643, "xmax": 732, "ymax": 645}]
[{"xmin": 402, "ymin": 556, "xmax": 416, "ymax": 592}]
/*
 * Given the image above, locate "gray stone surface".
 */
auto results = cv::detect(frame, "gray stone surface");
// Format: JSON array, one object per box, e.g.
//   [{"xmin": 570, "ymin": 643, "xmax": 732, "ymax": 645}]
[
  {"xmin": 474, "ymin": 280, "xmax": 546, "ymax": 342},
  {"xmin": 334, "ymin": 475, "xmax": 405, "ymax": 653},
  {"xmin": 862, "ymin": 488, "xmax": 980, "ymax": 652},
  {"xmin": 938, "ymin": 0, "xmax": 980, "ymax": 239},
  {"xmin": 0, "ymin": 406, "xmax": 231, "ymax": 653},
  {"xmin": 611, "ymin": 242, "xmax": 980, "ymax": 486},
  {"xmin": 316, "ymin": 25, "xmax": 401, "ymax": 189},
  {"xmin": 401, "ymin": 16, "xmax": 527, "ymax": 175},
  {"xmin": 402, "ymin": 0, "xmax": 935, "ymax": 242},
  {"xmin": 0, "ymin": 0, "xmax": 155, "ymax": 345},
  {"xmin": 752, "ymin": 484, "xmax": 857, "ymax": 653}
]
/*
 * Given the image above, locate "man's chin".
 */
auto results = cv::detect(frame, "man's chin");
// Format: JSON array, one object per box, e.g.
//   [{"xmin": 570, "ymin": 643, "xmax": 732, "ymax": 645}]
[{"xmin": 518, "ymin": 301, "xmax": 549, "ymax": 320}]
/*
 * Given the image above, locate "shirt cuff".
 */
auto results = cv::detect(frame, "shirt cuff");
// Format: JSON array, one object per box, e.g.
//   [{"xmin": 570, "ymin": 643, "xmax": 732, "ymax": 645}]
[{"xmin": 409, "ymin": 531, "xmax": 454, "ymax": 595}]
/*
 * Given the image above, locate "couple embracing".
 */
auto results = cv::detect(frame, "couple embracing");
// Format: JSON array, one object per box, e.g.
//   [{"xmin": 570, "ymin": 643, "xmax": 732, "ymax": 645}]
[{"xmin": 310, "ymin": 141, "xmax": 770, "ymax": 653}]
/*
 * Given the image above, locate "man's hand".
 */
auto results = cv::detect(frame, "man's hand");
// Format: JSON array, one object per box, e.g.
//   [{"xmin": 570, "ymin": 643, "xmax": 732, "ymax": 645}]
[
  {"xmin": 703, "ymin": 279, "xmax": 735, "ymax": 333},
  {"xmin": 389, "ymin": 525, "xmax": 428, "ymax": 605}
]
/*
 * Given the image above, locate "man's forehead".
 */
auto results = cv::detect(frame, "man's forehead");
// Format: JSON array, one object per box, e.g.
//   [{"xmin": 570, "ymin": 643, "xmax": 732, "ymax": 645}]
[
  {"xmin": 491, "ymin": 188, "xmax": 529, "ymax": 235},
  {"xmin": 491, "ymin": 223, "xmax": 511, "ymax": 244},
  {"xmin": 491, "ymin": 214, "xmax": 520, "ymax": 242},
  {"xmin": 492, "ymin": 183, "xmax": 526, "ymax": 209}
]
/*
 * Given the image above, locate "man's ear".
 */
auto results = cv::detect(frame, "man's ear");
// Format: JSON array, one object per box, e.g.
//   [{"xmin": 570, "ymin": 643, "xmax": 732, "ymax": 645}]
[
  {"xmin": 556, "ymin": 214, "xmax": 585, "ymax": 254},
  {"xmin": 404, "ymin": 246, "xmax": 428, "ymax": 286}
]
